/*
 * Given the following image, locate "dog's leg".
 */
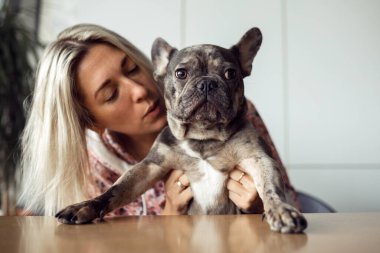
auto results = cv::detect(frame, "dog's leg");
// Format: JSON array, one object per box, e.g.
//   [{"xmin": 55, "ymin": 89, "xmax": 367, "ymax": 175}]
[
  {"xmin": 239, "ymin": 155, "xmax": 307, "ymax": 233},
  {"xmin": 56, "ymin": 159, "xmax": 169, "ymax": 224}
]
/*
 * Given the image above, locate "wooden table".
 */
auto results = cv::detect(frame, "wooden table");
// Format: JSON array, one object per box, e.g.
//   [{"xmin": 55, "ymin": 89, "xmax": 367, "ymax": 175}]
[{"xmin": 0, "ymin": 213, "xmax": 379, "ymax": 253}]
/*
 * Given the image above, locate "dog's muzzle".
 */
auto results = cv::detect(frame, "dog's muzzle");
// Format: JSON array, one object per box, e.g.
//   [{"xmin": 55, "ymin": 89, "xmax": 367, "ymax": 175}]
[
  {"xmin": 173, "ymin": 78, "xmax": 233, "ymax": 123},
  {"xmin": 196, "ymin": 79, "xmax": 218, "ymax": 95}
]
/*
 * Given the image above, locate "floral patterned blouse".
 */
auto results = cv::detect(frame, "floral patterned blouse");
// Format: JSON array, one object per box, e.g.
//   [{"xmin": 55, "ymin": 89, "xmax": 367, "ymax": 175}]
[{"xmin": 85, "ymin": 100, "xmax": 298, "ymax": 216}]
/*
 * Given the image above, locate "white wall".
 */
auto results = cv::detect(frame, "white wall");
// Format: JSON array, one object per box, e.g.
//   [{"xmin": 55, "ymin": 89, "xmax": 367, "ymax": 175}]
[{"xmin": 39, "ymin": 0, "xmax": 380, "ymax": 212}]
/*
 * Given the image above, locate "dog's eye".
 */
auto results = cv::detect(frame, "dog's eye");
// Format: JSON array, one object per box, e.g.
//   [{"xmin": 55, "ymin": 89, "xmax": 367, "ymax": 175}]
[
  {"xmin": 175, "ymin": 69, "xmax": 188, "ymax": 79},
  {"xmin": 224, "ymin": 69, "xmax": 236, "ymax": 80}
]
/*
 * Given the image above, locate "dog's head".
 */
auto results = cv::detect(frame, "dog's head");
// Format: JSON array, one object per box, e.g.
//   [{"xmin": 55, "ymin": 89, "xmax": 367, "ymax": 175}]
[{"xmin": 151, "ymin": 28, "xmax": 262, "ymax": 141}]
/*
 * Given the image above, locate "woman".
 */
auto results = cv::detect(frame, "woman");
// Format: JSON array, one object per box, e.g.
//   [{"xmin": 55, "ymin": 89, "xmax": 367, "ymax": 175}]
[{"xmin": 18, "ymin": 24, "xmax": 297, "ymax": 216}]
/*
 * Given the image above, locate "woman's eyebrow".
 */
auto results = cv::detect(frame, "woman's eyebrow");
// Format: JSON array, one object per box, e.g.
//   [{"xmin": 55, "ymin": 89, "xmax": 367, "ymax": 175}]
[{"xmin": 94, "ymin": 55, "xmax": 128, "ymax": 99}]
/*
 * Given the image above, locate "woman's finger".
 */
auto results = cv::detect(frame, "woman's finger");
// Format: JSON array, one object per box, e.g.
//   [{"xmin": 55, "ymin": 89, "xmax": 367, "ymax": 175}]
[
  {"xmin": 229, "ymin": 169, "xmax": 255, "ymax": 190},
  {"xmin": 179, "ymin": 187, "xmax": 193, "ymax": 203},
  {"xmin": 178, "ymin": 174, "xmax": 190, "ymax": 187},
  {"xmin": 226, "ymin": 178, "xmax": 246, "ymax": 196},
  {"xmin": 228, "ymin": 191, "xmax": 244, "ymax": 208},
  {"xmin": 166, "ymin": 169, "xmax": 184, "ymax": 185},
  {"xmin": 228, "ymin": 184, "xmax": 262, "ymax": 213},
  {"xmin": 230, "ymin": 169, "xmax": 246, "ymax": 182}
]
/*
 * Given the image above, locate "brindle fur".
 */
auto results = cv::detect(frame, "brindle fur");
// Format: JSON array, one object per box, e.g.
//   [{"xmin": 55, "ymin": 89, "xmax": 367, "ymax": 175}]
[{"xmin": 56, "ymin": 28, "xmax": 307, "ymax": 233}]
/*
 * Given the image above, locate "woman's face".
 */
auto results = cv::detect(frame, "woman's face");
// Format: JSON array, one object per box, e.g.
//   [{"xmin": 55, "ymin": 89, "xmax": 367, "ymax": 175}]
[{"xmin": 77, "ymin": 43, "xmax": 167, "ymax": 137}]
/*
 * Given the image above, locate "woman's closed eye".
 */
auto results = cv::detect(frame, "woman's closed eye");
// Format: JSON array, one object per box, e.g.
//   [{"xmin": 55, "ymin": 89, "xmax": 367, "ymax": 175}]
[
  {"xmin": 104, "ymin": 87, "xmax": 119, "ymax": 103},
  {"xmin": 127, "ymin": 64, "xmax": 139, "ymax": 75},
  {"xmin": 122, "ymin": 58, "xmax": 139, "ymax": 76}
]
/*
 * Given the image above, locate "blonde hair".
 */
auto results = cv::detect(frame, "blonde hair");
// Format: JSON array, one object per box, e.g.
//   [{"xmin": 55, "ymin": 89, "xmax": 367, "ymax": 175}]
[{"xmin": 18, "ymin": 24, "xmax": 153, "ymax": 216}]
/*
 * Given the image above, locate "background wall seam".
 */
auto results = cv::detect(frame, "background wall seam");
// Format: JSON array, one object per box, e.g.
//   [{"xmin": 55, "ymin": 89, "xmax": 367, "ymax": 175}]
[
  {"xmin": 281, "ymin": 0, "xmax": 290, "ymax": 166},
  {"xmin": 180, "ymin": 0, "xmax": 186, "ymax": 48}
]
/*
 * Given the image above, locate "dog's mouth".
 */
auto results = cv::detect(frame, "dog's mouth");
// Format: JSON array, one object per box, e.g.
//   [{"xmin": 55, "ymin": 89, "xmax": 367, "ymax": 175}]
[
  {"xmin": 193, "ymin": 100, "xmax": 222, "ymax": 121},
  {"xmin": 175, "ymin": 90, "xmax": 232, "ymax": 123}
]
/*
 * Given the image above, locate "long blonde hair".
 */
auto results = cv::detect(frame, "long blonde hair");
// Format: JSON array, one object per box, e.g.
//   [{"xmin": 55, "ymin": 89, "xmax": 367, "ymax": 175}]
[{"xmin": 18, "ymin": 24, "xmax": 153, "ymax": 216}]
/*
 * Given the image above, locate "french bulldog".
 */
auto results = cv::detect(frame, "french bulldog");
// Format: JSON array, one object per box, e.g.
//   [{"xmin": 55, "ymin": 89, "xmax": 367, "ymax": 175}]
[{"xmin": 56, "ymin": 27, "xmax": 307, "ymax": 233}]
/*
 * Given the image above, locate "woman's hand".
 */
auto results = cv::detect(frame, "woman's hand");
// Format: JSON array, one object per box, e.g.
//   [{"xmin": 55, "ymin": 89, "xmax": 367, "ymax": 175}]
[
  {"xmin": 162, "ymin": 170, "xmax": 193, "ymax": 215},
  {"xmin": 227, "ymin": 166, "xmax": 263, "ymax": 213}
]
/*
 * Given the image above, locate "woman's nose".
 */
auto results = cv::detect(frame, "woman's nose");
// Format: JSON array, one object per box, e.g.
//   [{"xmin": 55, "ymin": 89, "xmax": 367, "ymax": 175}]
[{"xmin": 126, "ymin": 78, "xmax": 148, "ymax": 103}]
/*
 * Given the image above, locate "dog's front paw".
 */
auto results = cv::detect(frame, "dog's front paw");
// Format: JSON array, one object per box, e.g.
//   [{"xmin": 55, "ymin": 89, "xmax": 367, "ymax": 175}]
[
  {"xmin": 264, "ymin": 203, "xmax": 307, "ymax": 233},
  {"xmin": 55, "ymin": 200, "xmax": 105, "ymax": 225}
]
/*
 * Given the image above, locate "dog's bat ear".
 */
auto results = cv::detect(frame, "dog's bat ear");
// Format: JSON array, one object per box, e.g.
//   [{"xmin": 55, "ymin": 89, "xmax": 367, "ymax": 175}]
[
  {"xmin": 151, "ymin": 38, "xmax": 178, "ymax": 82},
  {"xmin": 230, "ymin": 27, "xmax": 262, "ymax": 78}
]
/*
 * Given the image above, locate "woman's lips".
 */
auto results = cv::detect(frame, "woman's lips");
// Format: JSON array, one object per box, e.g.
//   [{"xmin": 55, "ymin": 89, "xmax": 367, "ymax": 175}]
[{"xmin": 144, "ymin": 100, "xmax": 160, "ymax": 119}]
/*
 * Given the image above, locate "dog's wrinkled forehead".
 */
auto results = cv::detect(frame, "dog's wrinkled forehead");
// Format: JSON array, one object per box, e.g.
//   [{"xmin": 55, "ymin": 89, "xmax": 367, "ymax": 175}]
[
  {"xmin": 168, "ymin": 45, "xmax": 239, "ymax": 72},
  {"xmin": 152, "ymin": 27, "xmax": 262, "ymax": 91}
]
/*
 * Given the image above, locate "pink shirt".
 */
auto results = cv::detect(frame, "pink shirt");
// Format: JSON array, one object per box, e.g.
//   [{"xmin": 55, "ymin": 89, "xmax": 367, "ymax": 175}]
[{"xmin": 85, "ymin": 100, "xmax": 298, "ymax": 216}]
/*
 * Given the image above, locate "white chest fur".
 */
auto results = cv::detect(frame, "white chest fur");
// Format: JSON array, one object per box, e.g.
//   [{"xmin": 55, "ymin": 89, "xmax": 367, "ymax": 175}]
[
  {"xmin": 179, "ymin": 142, "xmax": 227, "ymax": 212},
  {"xmin": 191, "ymin": 160, "xmax": 227, "ymax": 212}
]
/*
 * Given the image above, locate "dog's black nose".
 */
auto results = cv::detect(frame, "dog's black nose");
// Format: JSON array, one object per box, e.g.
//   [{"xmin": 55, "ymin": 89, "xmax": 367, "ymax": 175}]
[{"xmin": 197, "ymin": 80, "xmax": 217, "ymax": 93}]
